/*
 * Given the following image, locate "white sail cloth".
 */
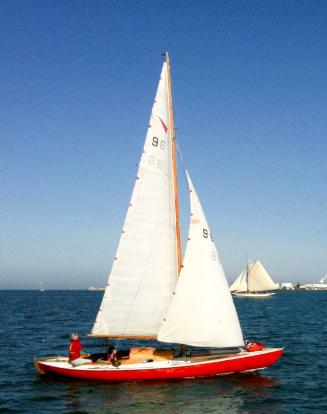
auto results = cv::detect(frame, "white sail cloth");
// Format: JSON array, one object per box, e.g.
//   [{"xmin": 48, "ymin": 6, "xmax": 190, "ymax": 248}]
[
  {"xmin": 247, "ymin": 260, "xmax": 277, "ymax": 292},
  {"xmin": 230, "ymin": 270, "xmax": 247, "ymax": 292},
  {"xmin": 229, "ymin": 261, "xmax": 254, "ymax": 292},
  {"xmin": 158, "ymin": 172, "xmax": 244, "ymax": 348},
  {"xmin": 231, "ymin": 260, "xmax": 277, "ymax": 292},
  {"xmin": 92, "ymin": 62, "xmax": 178, "ymax": 338}
]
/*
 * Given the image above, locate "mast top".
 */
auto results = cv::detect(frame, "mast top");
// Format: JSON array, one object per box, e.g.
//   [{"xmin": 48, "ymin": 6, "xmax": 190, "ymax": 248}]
[{"xmin": 162, "ymin": 51, "xmax": 170, "ymax": 63}]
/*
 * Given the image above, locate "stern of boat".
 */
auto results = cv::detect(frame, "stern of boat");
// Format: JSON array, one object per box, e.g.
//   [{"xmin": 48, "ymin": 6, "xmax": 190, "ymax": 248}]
[
  {"xmin": 34, "ymin": 357, "xmax": 46, "ymax": 374},
  {"xmin": 34, "ymin": 356, "xmax": 69, "ymax": 375}
]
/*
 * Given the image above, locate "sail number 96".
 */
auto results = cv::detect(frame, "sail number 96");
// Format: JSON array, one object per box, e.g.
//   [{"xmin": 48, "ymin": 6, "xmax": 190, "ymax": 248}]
[
  {"xmin": 152, "ymin": 137, "xmax": 166, "ymax": 150},
  {"xmin": 203, "ymin": 229, "xmax": 214, "ymax": 241}
]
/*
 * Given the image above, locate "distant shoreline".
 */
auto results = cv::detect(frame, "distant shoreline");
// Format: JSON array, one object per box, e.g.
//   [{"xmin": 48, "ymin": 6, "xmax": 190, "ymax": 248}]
[
  {"xmin": 0, "ymin": 289, "xmax": 104, "ymax": 291},
  {"xmin": 1, "ymin": 288, "xmax": 327, "ymax": 292}
]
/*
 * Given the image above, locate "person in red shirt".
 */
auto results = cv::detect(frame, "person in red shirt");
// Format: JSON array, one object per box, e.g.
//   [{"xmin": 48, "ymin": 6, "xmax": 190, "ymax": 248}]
[{"xmin": 69, "ymin": 333, "xmax": 92, "ymax": 366}]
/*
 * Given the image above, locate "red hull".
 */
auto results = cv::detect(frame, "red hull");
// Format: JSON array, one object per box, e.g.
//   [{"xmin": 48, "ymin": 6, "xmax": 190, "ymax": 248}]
[{"xmin": 35, "ymin": 348, "xmax": 283, "ymax": 382}]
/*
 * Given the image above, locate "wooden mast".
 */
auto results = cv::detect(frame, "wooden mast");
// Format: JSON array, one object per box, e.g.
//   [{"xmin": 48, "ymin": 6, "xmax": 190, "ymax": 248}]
[{"xmin": 165, "ymin": 52, "xmax": 182, "ymax": 274}]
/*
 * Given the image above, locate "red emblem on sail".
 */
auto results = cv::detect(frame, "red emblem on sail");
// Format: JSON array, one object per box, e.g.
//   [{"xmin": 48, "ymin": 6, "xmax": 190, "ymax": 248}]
[{"xmin": 158, "ymin": 116, "xmax": 168, "ymax": 133}]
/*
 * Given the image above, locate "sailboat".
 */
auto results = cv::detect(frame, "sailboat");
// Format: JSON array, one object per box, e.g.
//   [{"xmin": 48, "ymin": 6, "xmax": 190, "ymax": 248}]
[
  {"xmin": 231, "ymin": 260, "xmax": 278, "ymax": 297},
  {"xmin": 34, "ymin": 53, "xmax": 283, "ymax": 381}
]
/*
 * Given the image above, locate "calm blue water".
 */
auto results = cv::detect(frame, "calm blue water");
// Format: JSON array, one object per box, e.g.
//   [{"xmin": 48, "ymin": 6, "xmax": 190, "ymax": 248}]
[{"xmin": 0, "ymin": 290, "xmax": 326, "ymax": 413}]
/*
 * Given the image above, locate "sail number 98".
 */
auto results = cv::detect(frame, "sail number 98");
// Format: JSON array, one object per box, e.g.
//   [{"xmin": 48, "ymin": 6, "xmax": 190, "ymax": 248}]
[{"xmin": 148, "ymin": 155, "xmax": 164, "ymax": 170}]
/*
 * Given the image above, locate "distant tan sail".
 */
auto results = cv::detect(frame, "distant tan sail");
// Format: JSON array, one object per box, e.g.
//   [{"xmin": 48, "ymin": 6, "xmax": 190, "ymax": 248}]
[
  {"xmin": 231, "ymin": 260, "xmax": 277, "ymax": 293},
  {"xmin": 230, "ymin": 270, "xmax": 247, "ymax": 292},
  {"xmin": 230, "ymin": 261, "xmax": 255, "ymax": 292},
  {"xmin": 247, "ymin": 261, "xmax": 277, "ymax": 292}
]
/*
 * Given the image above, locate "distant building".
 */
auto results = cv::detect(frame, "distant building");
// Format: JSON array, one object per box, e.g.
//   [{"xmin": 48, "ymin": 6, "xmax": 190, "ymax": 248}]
[
  {"xmin": 299, "ymin": 275, "xmax": 327, "ymax": 290},
  {"xmin": 280, "ymin": 282, "xmax": 294, "ymax": 290},
  {"xmin": 299, "ymin": 283, "xmax": 327, "ymax": 291}
]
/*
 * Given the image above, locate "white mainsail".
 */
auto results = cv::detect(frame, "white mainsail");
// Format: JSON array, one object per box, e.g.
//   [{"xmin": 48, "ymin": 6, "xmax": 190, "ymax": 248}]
[
  {"xmin": 158, "ymin": 172, "xmax": 244, "ymax": 348},
  {"xmin": 247, "ymin": 260, "xmax": 277, "ymax": 292},
  {"xmin": 92, "ymin": 62, "xmax": 178, "ymax": 338}
]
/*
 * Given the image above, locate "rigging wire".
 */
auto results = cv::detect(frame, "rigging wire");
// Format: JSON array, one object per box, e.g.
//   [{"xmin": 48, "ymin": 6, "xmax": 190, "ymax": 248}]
[{"xmin": 67, "ymin": 178, "xmax": 114, "ymax": 290}]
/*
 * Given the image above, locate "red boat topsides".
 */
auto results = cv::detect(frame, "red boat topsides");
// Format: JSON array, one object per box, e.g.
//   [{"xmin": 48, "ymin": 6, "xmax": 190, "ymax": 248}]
[{"xmin": 34, "ymin": 345, "xmax": 283, "ymax": 382}]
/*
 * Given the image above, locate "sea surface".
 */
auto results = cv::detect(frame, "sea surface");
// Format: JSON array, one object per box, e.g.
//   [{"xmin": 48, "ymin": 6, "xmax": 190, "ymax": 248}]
[{"xmin": 0, "ymin": 290, "xmax": 326, "ymax": 414}]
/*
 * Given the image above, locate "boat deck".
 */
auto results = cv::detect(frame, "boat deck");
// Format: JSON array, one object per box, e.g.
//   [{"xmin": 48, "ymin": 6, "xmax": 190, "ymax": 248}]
[{"xmin": 35, "ymin": 348, "xmax": 265, "ymax": 372}]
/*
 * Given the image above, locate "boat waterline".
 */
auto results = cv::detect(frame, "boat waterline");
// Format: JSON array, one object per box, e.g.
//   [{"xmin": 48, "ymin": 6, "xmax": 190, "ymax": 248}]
[
  {"xmin": 35, "ymin": 348, "xmax": 283, "ymax": 381},
  {"xmin": 233, "ymin": 292, "xmax": 276, "ymax": 298}
]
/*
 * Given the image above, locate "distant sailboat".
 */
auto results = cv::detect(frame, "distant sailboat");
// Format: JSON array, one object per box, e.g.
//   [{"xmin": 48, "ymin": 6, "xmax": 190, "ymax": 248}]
[
  {"xmin": 34, "ymin": 53, "xmax": 283, "ymax": 381},
  {"xmin": 231, "ymin": 260, "xmax": 278, "ymax": 297},
  {"xmin": 88, "ymin": 286, "xmax": 105, "ymax": 292},
  {"xmin": 38, "ymin": 281, "xmax": 45, "ymax": 292}
]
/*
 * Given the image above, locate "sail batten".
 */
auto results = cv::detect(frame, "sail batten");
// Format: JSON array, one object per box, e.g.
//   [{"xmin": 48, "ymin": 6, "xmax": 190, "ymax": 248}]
[
  {"xmin": 157, "ymin": 172, "xmax": 244, "ymax": 348},
  {"xmin": 92, "ymin": 62, "xmax": 178, "ymax": 338}
]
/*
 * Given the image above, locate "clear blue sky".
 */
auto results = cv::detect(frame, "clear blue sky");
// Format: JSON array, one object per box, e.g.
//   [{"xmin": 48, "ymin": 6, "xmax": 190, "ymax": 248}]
[{"xmin": 1, "ymin": 0, "xmax": 326, "ymax": 288}]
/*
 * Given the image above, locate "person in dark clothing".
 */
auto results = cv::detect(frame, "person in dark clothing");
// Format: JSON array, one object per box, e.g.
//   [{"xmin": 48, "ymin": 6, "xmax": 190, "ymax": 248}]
[{"xmin": 107, "ymin": 346, "xmax": 121, "ymax": 367}]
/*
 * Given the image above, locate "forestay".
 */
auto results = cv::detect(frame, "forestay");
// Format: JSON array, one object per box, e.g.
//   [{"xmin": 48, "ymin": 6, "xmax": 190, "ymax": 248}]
[
  {"xmin": 92, "ymin": 62, "xmax": 178, "ymax": 338},
  {"xmin": 248, "ymin": 260, "xmax": 277, "ymax": 292},
  {"xmin": 158, "ymin": 172, "xmax": 244, "ymax": 348}
]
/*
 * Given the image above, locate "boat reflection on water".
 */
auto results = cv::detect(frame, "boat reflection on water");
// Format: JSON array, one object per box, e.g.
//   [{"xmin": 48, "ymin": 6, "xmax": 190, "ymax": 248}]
[
  {"xmin": 225, "ymin": 372, "xmax": 279, "ymax": 390},
  {"xmin": 39, "ymin": 372, "xmax": 281, "ymax": 414}
]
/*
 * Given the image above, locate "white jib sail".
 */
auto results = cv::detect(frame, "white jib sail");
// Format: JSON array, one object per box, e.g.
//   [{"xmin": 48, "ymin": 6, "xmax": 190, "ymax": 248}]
[
  {"xmin": 230, "ymin": 270, "xmax": 247, "ymax": 292},
  {"xmin": 158, "ymin": 172, "xmax": 244, "ymax": 348},
  {"xmin": 247, "ymin": 260, "xmax": 277, "ymax": 292},
  {"xmin": 92, "ymin": 62, "xmax": 177, "ymax": 338},
  {"xmin": 230, "ymin": 261, "xmax": 254, "ymax": 292}
]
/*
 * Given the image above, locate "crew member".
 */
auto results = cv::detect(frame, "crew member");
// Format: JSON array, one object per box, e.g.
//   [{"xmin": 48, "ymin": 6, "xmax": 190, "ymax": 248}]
[{"xmin": 69, "ymin": 333, "xmax": 92, "ymax": 366}]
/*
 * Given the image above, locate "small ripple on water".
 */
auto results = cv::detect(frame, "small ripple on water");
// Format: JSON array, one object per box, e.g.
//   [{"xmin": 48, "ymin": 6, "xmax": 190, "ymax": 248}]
[{"xmin": 1, "ymin": 290, "xmax": 327, "ymax": 413}]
